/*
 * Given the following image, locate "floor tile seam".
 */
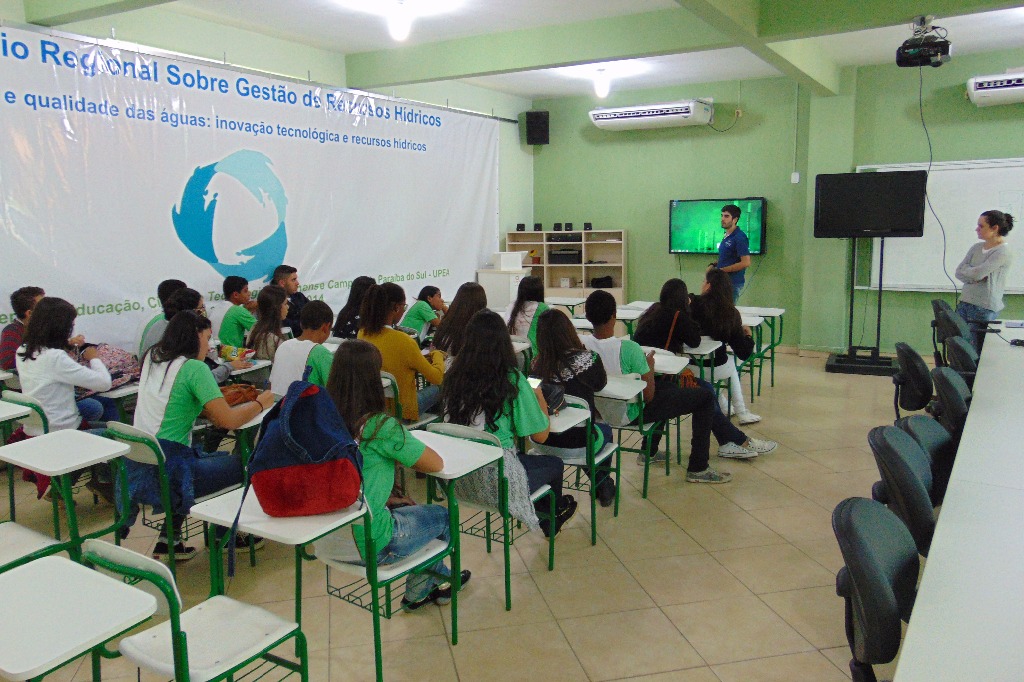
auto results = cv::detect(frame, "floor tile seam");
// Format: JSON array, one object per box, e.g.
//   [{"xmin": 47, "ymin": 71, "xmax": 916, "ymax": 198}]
[{"xmin": 519, "ymin": 569, "xmax": 596, "ymax": 682}]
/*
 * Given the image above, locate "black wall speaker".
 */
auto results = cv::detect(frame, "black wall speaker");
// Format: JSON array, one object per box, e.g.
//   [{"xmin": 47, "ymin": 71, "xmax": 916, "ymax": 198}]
[
  {"xmin": 565, "ymin": 222, "xmax": 573, "ymax": 232},
  {"xmin": 533, "ymin": 223, "xmax": 542, "ymax": 231},
  {"xmin": 516, "ymin": 223, "xmax": 526, "ymax": 232},
  {"xmin": 525, "ymin": 111, "xmax": 549, "ymax": 145},
  {"xmin": 553, "ymin": 222, "xmax": 562, "ymax": 231},
  {"xmin": 584, "ymin": 222, "xmax": 593, "ymax": 231}
]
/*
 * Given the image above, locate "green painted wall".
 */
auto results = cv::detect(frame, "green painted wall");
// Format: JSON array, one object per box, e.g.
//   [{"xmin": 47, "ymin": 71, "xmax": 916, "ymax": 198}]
[
  {"xmin": 57, "ymin": 5, "xmax": 346, "ymax": 86},
  {"xmin": 381, "ymin": 81, "xmax": 534, "ymax": 243},
  {"xmin": 534, "ymin": 77, "xmax": 810, "ymax": 344},
  {"xmin": 851, "ymin": 47, "xmax": 1024, "ymax": 354},
  {"xmin": 0, "ymin": 0, "xmax": 25, "ymax": 21}
]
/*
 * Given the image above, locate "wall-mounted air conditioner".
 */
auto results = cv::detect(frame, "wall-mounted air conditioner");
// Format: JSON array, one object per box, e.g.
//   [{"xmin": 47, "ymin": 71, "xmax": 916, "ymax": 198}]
[
  {"xmin": 589, "ymin": 99, "xmax": 713, "ymax": 131},
  {"xmin": 967, "ymin": 71, "xmax": 1024, "ymax": 107}
]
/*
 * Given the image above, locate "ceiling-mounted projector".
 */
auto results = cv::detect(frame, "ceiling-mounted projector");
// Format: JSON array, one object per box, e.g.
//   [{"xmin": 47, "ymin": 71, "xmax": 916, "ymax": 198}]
[{"xmin": 896, "ymin": 15, "xmax": 951, "ymax": 68}]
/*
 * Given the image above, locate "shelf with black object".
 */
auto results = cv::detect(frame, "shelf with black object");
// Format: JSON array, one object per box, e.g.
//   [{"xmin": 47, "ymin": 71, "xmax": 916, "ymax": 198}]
[{"xmin": 505, "ymin": 229, "xmax": 627, "ymax": 304}]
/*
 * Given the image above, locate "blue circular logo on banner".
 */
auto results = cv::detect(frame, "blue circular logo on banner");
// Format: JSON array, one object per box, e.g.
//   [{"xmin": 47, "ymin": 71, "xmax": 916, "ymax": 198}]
[{"xmin": 172, "ymin": 150, "xmax": 288, "ymax": 282}]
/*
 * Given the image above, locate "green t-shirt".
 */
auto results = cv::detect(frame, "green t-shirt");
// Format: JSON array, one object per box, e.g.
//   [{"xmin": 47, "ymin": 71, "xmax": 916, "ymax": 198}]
[
  {"xmin": 158, "ymin": 359, "xmax": 223, "ymax": 446},
  {"xmin": 219, "ymin": 304, "xmax": 257, "ymax": 348},
  {"xmin": 305, "ymin": 344, "xmax": 334, "ymax": 387},
  {"xmin": 352, "ymin": 414, "xmax": 426, "ymax": 557},
  {"xmin": 487, "ymin": 370, "xmax": 550, "ymax": 450},
  {"xmin": 618, "ymin": 339, "xmax": 651, "ymax": 422},
  {"xmin": 526, "ymin": 302, "xmax": 550, "ymax": 353},
  {"xmin": 399, "ymin": 300, "xmax": 438, "ymax": 336}
]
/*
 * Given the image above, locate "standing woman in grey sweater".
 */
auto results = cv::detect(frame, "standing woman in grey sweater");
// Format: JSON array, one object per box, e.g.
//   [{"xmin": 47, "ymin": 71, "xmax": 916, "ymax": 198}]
[{"xmin": 955, "ymin": 209, "xmax": 1014, "ymax": 351}]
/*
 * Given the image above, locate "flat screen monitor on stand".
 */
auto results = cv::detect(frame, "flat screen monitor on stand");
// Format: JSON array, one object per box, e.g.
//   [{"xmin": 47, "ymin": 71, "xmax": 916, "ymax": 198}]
[{"xmin": 814, "ymin": 170, "xmax": 928, "ymax": 376}]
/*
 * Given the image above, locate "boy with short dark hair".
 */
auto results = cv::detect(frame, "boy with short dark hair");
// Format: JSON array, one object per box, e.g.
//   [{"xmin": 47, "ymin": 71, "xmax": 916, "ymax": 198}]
[
  {"xmin": 218, "ymin": 276, "xmax": 258, "ymax": 348},
  {"xmin": 1, "ymin": 286, "xmax": 46, "ymax": 370},
  {"xmin": 139, "ymin": 279, "xmax": 188, "ymax": 357},
  {"xmin": 269, "ymin": 300, "xmax": 335, "ymax": 392}
]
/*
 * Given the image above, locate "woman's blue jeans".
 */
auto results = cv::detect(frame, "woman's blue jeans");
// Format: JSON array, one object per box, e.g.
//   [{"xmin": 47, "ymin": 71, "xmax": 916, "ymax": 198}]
[
  {"xmin": 955, "ymin": 300, "xmax": 996, "ymax": 352},
  {"xmin": 76, "ymin": 395, "xmax": 120, "ymax": 424},
  {"xmin": 372, "ymin": 504, "xmax": 451, "ymax": 603}
]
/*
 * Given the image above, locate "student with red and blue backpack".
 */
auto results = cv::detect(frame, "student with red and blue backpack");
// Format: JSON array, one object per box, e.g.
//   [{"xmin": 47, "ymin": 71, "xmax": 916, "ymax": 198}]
[{"xmin": 315, "ymin": 339, "xmax": 470, "ymax": 610}]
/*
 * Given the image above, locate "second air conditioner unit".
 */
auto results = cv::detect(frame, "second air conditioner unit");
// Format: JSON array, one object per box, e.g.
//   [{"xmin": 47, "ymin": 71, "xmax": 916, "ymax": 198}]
[
  {"xmin": 967, "ymin": 71, "xmax": 1024, "ymax": 107},
  {"xmin": 589, "ymin": 99, "xmax": 714, "ymax": 131}
]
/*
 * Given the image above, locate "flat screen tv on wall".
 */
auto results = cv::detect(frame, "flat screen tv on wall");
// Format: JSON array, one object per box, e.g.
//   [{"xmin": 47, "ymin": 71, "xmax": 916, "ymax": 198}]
[
  {"xmin": 814, "ymin": 171, "xmax": 927, "ymax": 238},
  {"xmin": 669, "ymin": 197, "xmax": 766, "ymax": 255}
]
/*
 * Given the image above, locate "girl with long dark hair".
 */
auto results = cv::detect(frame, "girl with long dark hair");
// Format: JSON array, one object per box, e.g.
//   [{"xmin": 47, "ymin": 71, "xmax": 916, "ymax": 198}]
[
  {"xmin": 400, "ymin": 285, "xmax": 448, "ymax": 339},
  {"xmin": 503, "ymin": 275, "xmax": 548, "ymax": 352},
  {"xmin": 441, "ymin": 310, "xmax": 576, "ymax": 536},
  {"xmin": 632, "ymin": 278, "xmax": 702, "ymax": 352},
  {"xmin": 432, "ymin": 282, "xmax": 487, "ymax": 358},
  {"xmin": 332, "ymin": 275, "xmax": 376, "ymax": 339},
  {"xmin": 690, "ymin": 267, "xmax": 759, "ymax": 425},
  {"xmin": 132, "ymin": 311, "xmax": 274, "ymax": 560},
  {"xmin": 531, "ymin": 309, "xmax": 616, "ymax": 506},
  {"xmin": 246, "ymin": 284, "xmax": 289, "ymax": 361},
  {"xmin": 315, "ymin": 340, "xmax": 470, "ymax": 610}
]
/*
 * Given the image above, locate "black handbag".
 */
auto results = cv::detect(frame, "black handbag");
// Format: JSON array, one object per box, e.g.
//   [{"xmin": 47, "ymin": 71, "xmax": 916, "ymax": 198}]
[{"xmin": 540, "ymin": 381, "xmax": 566, "ymax": 415}]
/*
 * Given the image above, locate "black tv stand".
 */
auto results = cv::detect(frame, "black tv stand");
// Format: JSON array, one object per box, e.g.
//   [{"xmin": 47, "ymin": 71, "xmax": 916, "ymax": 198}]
[{"xmin": 825, "ymin": 237, "xmax": 897, "ymax": 376}]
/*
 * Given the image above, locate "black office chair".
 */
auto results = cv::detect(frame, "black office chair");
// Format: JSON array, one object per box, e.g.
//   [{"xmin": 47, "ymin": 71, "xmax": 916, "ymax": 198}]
[
  {"xmin": 945, "ymin": 336, "xmax": 978, "ymax": 389},
  {"xmin": 833, "ymin": 497, "xmax": 919, "ymax": 682},
  {"xmin": 892, "ymin": 343, "xmax": 933, "ymax": 422},
  {"xmin": 930, "ymin": 299, "xmax": 956, "ymax": 366},
  {"xmin": 896, "ymin": 415, "xmax": 956, "ymax": 506},
  {"xmin": 930, "ymin": 367, "xmax": 971, "ymax": 446},
  {"xmin": 867, "ymin": 426, "xmax": 936, "ymax": 557}
]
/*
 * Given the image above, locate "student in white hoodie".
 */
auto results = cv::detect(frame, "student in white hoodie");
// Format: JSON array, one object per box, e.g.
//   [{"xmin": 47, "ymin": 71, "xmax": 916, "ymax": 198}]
[{"xmin": 16, "ymin": 297, "xmax": 113, "ymax": 497}]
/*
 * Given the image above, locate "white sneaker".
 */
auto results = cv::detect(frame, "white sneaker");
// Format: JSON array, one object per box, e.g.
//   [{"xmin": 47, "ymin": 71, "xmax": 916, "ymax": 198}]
[
  {"xmin": 743, "ymin": 438, "xmax": 778, "ymax": 454},
  {"xmin": 737, "ymin": 411, "xmax": 761, "ymax": 425},
  {"xmin": 717, "ymin": 442, "xmax": 758, "ymax": 459}
]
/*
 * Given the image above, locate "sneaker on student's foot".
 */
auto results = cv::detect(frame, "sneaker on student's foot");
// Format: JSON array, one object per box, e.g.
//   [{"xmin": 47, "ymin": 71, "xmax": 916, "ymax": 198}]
[
  {"xmin": 743, "ymin": 437, "xmax": 778, "ymax": 454},
  {"xmin": 402, "ymin": 570, "xmax": 472, "ymax": 610},
  {"xmin": 717, "ymin": 442, "xmax": 758, "ymax": 459},
  {"xmin": 686, "ymin": 468, "xmax": 732, "ymax": 484},
  {"xmin": 596, "ymin": 477, "xmax": 617, "ymax": 508},
  {"xmin": 737, "ymin": 411, "xmax": 761, "ymax": 425},
  {"xmin": 153, "ymin": 540, "xmax": 198, "ymax": 562},
  {"xmin": 233, "ymin": 533, "xmax": 266, "ymax": 552},
  {"xmin": 540, "ymin": 496, "xmax": 579, "ymax": 537},
  {"xmin": 635, "ymin": 450, "xmax": 668, "ymax": 466}
]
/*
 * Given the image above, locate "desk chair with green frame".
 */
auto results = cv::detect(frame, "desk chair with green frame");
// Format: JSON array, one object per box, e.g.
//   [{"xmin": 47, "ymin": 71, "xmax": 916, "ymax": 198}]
[
  {"xmin": 321, "ymin": 491, "xmax": 457, "ymax": 682},
  {"xmin": 425, "ymin": 422, "xmax": 557, "ymax": 612},
  {"xmin": 104, "ymin": 422, "xmax": 244, "ymax": 577},
  {"xmin": 82, "ymin": 538, "xmax": 309, "ymax": 682},
  {"xmin": 535, "ymin": 394, "xmax": 621, "ymax": 545},
  {"xmin": 594, "ymin": 376, "xmax": 669, "ymax": 499}
]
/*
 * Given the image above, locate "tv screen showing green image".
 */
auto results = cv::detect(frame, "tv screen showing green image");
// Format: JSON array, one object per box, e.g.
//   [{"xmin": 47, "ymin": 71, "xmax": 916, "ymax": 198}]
[{"xmin": 669, "ymin": 197, "xmax": 766, "ymax": 255}]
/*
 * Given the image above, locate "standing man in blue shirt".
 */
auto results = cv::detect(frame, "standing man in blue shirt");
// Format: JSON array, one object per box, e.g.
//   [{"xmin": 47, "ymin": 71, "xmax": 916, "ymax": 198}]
[{"xmin": 716, "ymin": 204, "xmax": 751, "ymax": 301}]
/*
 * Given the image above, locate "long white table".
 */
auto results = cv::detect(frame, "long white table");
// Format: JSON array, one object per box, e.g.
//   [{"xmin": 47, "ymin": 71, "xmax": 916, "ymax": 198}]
[{"xmin": 894, "ymin": 326, "xmax": 1024, "ymax": 681}]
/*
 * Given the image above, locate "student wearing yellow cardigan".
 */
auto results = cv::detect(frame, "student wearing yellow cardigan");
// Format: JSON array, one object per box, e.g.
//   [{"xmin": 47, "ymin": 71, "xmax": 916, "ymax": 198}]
[{"xmin": 358, "ymin": 283, "xmax": 445, "ymax": 421}]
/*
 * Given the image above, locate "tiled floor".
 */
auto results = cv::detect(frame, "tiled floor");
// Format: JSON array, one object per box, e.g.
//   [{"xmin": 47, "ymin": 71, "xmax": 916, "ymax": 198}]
[{"xmin": 3, "ymin": 353, "xmax": 906, "ymax": 681}]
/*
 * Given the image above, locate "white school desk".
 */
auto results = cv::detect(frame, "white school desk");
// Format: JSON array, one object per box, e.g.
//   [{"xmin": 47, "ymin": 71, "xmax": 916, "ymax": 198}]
[
  {"xmin": 637, "ymin": 348, "xmax": 691, "ymax": 376},
  {"xmin": 681, "ymin": 337, "xmax": 723, "ymax": 380},
  {"xmin": 893, "ymin": 326, "xmax": 1024, "ymax": 681},
  {"xmin": 230, "ymin": 358, "xmax": 272, "ymax": 377},
  {"xmin": 96, "ymin": 382, "xmax": 140, "ymax": 421},
  {"xmin": 623, "ymin": 301, "xmax": 655, "ymax": 311},
  {"xmin": 548, "ymin": 406, "xmax": 591, "ymax": 434},
  {"xmin": 736, "ymin": 306, "xmax": 786, "ymax": 386},
  {"xmin": 0, "ymin": 556, "xmax": 157, "ymax": 681},
  {"xmin": 190, "ymin": 488, "xmax": 366, "ymax": 628},
  {"xmin": 545, "ymin": 297, "xmax": 586, "ymax": 314},
  {"xmin": 596, "ymin": 375, "xmax": 645, "ymax": 401},
  {"xmin": 0, "ymin": 430, "xmax": 129, "ymax": 558},
  {"xmin": 511, "ymin": 340, "xmax": 531, "ymax": 356},
  {"xmin": 0, "ymin": 400, "xmax": 32, "ymax": 522}
]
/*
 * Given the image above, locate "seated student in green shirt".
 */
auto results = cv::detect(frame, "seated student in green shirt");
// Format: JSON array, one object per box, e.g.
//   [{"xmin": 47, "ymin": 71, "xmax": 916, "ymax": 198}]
[
  {"xmin": 218, "ymin": 276, "xmax": 259, "ymax": 348},
  {"xmin": 268, "ymin": 301, "xmax": 335, "ymax": 394},
  {"xmin": 441, "ymin": 310, "xmax": 577, "ymax": 537},
  {"xmin": 400, "ymin": 286, "xmax": 447, "ymax": 340},
  {"xmin": 314, "ymin": 339, "xmax": 470, "ymax": 611},
  {"xmin": 132, "ymin": 310, "xmax": 275, "ymax": 560},
  {"xmin": 503, "ymin": 275, "xmax": 549, "ymax": 354}
]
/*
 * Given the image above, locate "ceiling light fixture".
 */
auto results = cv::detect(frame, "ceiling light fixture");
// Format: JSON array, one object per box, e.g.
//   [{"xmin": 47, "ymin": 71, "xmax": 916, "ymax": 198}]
[
  {"xmin": 387, "ymin": 2, "xmax": 413, "ymax": 41},
  {"xmin": 333, "ymin": 0, "xmax": 465, "ymax": 42},
  {"xmin": 593, "ymin": 69, "xmax": 611, "ymax": 98}
]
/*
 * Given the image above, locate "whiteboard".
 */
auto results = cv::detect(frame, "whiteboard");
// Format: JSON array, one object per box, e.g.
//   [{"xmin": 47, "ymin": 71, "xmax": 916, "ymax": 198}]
[{"xmin": 863, "ymin": 158, "xmax": 1024, "ymax": 293}]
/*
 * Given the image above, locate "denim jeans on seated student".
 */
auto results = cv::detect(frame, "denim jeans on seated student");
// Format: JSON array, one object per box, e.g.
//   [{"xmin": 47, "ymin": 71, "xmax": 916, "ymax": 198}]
[
  {"xmin": 165, "ymin": 449, "xmax": 244, "ymax": 538},
  {"xmin": 367, "ymin": 504, "xmax": 452, "ymax": 603},
  {"xmin": 77, "ymin": 395, "xmax": 120, "ymax": 424},
  {"xmin": 417, "ymin": 384, "xmax": 441, "ymax": 417}
]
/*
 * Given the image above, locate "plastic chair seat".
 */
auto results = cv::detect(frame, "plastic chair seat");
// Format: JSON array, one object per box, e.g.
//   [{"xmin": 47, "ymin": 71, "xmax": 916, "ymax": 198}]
[
  {"xmin": 403, "ymin": 412, "xmax": 439, "ymax": 431},
  {"xmin": 322, "ymin": 538, "xmax": 448, "ymax": 582},
  {"xmin": 0, "ymin": 521, "xmax": 59, "ymax": 566},
  {"xmin": 557, "ymin": 442, "xmax": 617, "ymax": 468},
  {"xmin": 119, "ymin": 595, "xmax": 298, "ymax": 682}
]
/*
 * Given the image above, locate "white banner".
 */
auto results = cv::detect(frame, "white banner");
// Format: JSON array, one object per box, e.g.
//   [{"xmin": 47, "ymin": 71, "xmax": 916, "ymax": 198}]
[{"xmin": 0, "ymin": 26, "xmax": 499, "ymax": 350}]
